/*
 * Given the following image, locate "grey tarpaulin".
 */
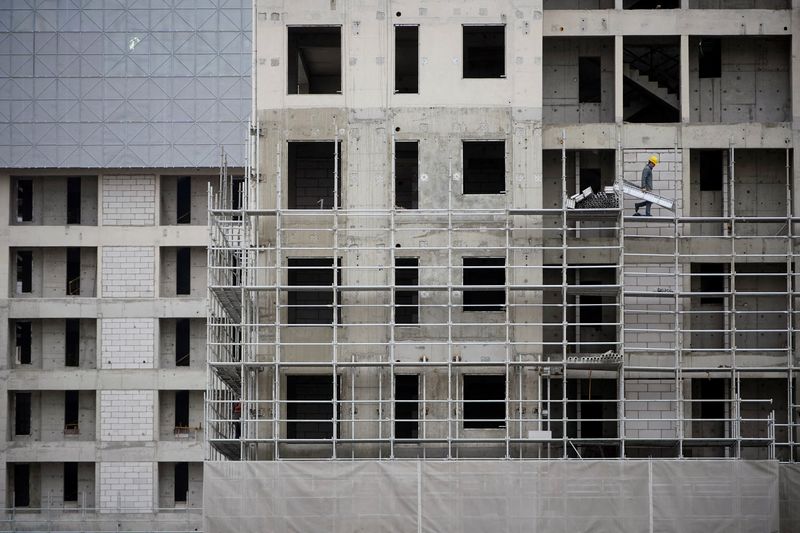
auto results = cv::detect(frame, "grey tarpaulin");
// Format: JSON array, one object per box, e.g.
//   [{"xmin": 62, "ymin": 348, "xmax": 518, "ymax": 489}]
[{"xmin": 204, "ymin": 460, "xmax": 781, "ymax": 533}]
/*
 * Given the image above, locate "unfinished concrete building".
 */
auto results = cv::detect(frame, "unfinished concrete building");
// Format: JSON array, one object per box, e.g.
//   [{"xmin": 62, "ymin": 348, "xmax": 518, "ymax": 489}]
[
  {"xmin": 205, "ymin": 1, "xmax": 800, "ymax": 531},
  {"xmin": 0, "ymin": 1, "xmax": 249, "ymax": 530}
]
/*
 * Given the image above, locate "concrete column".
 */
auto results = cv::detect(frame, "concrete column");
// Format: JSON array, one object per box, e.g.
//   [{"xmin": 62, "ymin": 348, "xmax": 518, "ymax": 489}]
[
  {"xmin": 614, "ymin": 35, "xmax": 623, "ymax": 124},
  {"xmin": 680, "ymin": 35, "xmax": 690, "ymax": 124}
]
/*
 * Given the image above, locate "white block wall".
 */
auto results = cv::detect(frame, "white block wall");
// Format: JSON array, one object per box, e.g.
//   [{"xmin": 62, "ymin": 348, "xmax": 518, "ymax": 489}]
[
  {"xmin": 101, "ymin": 319, "xmax": 155, "ymax": 369},
  {"xmin": 102, "ymin": 175, "xmax": 155, "ymax": 226},
  {"xmin": 99, "ymin": 462, "xmax": 154, "ymax": 512},
  {"xmin": 102, "ymin": 246, "xmax": 155, "ymax": 297},
  {"xmin": 623, "ymin": 149, "xmax": 683, "ymax": 228},
  {"xmin": 623, "ymin": 263, "xmax": 682, "ymax": 354},
  {"xmin": 100, "ymin": 390, "xmax": 154, "ymax": 441},
  {"xmin": 625, "ymin": 379, "xmax": 678, "ymax": 439}
]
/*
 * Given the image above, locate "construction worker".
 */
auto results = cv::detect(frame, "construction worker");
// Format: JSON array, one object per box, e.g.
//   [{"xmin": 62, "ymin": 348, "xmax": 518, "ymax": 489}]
[{"xmin": 634, "ymin": 155, "xmax": 658, "ymax": 216}]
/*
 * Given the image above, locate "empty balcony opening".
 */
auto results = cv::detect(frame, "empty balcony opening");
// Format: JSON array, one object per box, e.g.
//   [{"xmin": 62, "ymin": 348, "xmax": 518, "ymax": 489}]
[
  {"xmin": 463, "ymin": 257, "xmax": 505, "ymax": 312},
  {"xmin": 287, "ymin": 375, "xmax": 337, "ymax": 439},
  {"xmin": 623, "ymin": 38, "xmax": 680, "ymax": 123},
  {"xmin": 463, "ymin": 25, "xmax": 505, "ymax": 78},
  {"xmin": 698, "ymin": 38, "xmax": 721, "ymax": 79},
  {"xmin": 15, "ymin": 321, "xmax": 32, "ymax": 365},
  {"xmin": 463, "ymin": 375, "xmax": 505, "ymax": 429},
  {"xmin": 175, "ymin": 391, "xmax": 190, "ymax": 430},
  {"xmin": 395, "ymin": 375, "xmax": 419, "ymax": 438},
  {"xmin": 16, "ymin": 179, "xmax": 33, "ymax": 222},
  {"xmin": 288, "ymin": 26, "xmax": 341, "ymax": 94},
  {"xmin": 15, "ymin": 392, "xmax": 31, "ymax": 436},
  {"xmin": 565, "ymin": 378, "xmax": 618, "ymax": 457},
  {"xmin": 395, "ymin": 26, "xmax": 418, "ymax": 93},
  {"xmin": 66, "ymin": 247, "xmax": 81, "ymax": 296},
  {"xmin": 66, "ymin": 177, "xmax": 81, "ymax": 224},
  {"xmin": 699, "ymin": 150, "xmax": 724, "ymax": 191},
  {"xmin": 176, "ymin": 177, "xmax": 191, "ymax": 224},
  {"xmin": 64, "ymin": 390, "xmax": 79, "ymax": 433},
  {"xmin": 288, "ymin": 141, "xmax": 341, "ymax": 209},
  {"xmin": 175, "ymin": 462, "xmax": 189, "ymax": 503},
  {"xmin": 287, "ymin": 258, "xmax": 341, "ymax": 325},
  {"xmin": 14, "ymin": 464, "xmax": 30, "ymax": 507},
  {"xmin": 65, "ymin": 318, "xmax": 80, "ymax": 367},
  {"xmin": 176, "ymin": 319, "xmax": 191, "ymax": 367},
  {"xmin": 624, "ymin": 0, "xmax": 678, "ymax": 7},
  {"xmin": 395, "ymin": 141, "xmax": 418, "ymax": 209},
  {"xmin": 16, "ymin": 250, "xmax": 32, "ymax": 294},
  {"xmin": 63, "ymin": 463, "xmax": 78, "ymax": 502},
  {"xmin": 692, "ymin": 263, "xmax": 726, "ymax": 305},
  {"xmin": 395, "ymin": 257, "xmax": 419, "ymax": 325},
  {"xmin": 579, "ymin": 57, "xmax": 601, "ymax": 103},
  {"xmin": 463, "ymin": 141, "xmax": 505, "ymax": 194},
  {"xmin": 176, "ymin": 247, "xmax": 191, "ymax": 295}
]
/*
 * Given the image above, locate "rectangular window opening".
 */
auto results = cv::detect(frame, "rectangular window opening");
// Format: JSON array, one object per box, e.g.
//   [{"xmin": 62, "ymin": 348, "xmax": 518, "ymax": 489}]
[
  {"xmin": 463, "ymin": 375, "xmax": 505, "ymax": 429},
  {"xmin": 63, "ymin": 463, "xmax": 78, "ymax": 502},
  {"xmin": 287, "ymin": 258, "xmax": 341, "ymax": 325},
  {"xmin": 288, "ymin": 26, "xmax": 342, "ymax": 94},
  {"xmin": 175, "ymin": 462, "xmax": 189, "ymax": 503},
  {"xmin": 65, "ymin": 318, "xmax": 80, "ymax": 367},
  {"xmin": 699, "ymin": 150, "xmax": 724, "ymax": 191},
  {"xmin": 395, "ymin": 26, "xmax": 418, "ymax": 93},
  {"xmin": 231, "ymin": 177, "xmax": 245, "ymax": 211},
  {"xmin": 16, "ymin": 250, "xmax": 32, "ymax": 294},
  {"xmin": 66, "ymin": 178, "xmax": 81, "ymax": 224},
  {"xmin": 288, "ymin": 142, "xmax": 341, "ymax": 209},
  {"xmin": 64, "ymin": 391, "xmax": 79, "ymax": 432},
  {"xmin": 580, "ymin": 295, "xmax": 603, "ymax": 330},
  {"xmin": 463, "ymin": 257, "xmax": 505, "ymax": 312},
  {"xmin": 176, "ymin": 247, "xmax": 191, "ymax": 295},
  {"xmin": 15, "ymin": 392, "xmax": 31, "ymax": 436},
  {"xmin": 395, "ymin": 375, "xmax": 419, "ymax": 438},
  {"xmin": 176, "ymin": 319, "xmax": 191, "ymax": 367},
  {"xmin": 395, "ymin": 257, "xmax": 419, "ymax": 325},
  {"xmin": 395, "ymin": 141, "xmax": 419, "ymax": 209},
  {"xmin": 287, "ymin": 375, "xmax": 336, "ymax": 439},
  {"xmin": 694, "ymin": 263, "xmax": 726, "ymax": 305},
  {"xmin": 579, "ymin": 168, "xmax": 602, "ymax": 194},
  {"xmin": 175, "ymin": 391, "xmax": 190, "ymax": 429},
  {"xmin": 463, "ymin": 25, "xmax": 505, "ymax": 78},
  {"xmin": 14, "ymin": 464, "xmax": 30, "ymax": 507},
  {"xmin": 698, "ymin": 38, "xmax": 721, "ymax": 79},
  {"xmin": 66, "ymin": 247, "xmax": 81, "ymax": 296},
  {"xmin": 624, "ymin": 0, "xmax": 679, "ymax": 8},
  {"xmin": 17, "ymin": 180, "xmax": 33, "ymax": 222},
  {"xmin": 15, "ymin": 321, "xmax": 32, "ymax": 365},
  {"xmin": 578, "ymin": 57, "xmax": 602, "ymax": 103},
  {"xmin": 463, "ymin": 141, "xmax": 505, "ymax": 194},
  {"xmin": 176, "ymin": 177, "xmax": 191, "ymax": 224}
]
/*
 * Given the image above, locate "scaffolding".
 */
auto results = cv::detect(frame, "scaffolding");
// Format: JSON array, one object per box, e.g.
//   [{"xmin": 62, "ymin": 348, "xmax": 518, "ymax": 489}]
[{"xmin": 207, "ymin": 127, "xmax": 797, "ymax": 462}]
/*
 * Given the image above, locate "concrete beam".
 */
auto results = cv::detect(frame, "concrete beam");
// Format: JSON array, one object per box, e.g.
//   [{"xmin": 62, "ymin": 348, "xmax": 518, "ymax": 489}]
[
  {"xmin": 4, "ymin": 370, "xmax": 206, "ymax": 391},
  {"xmin": 8, "ymin": 298, "xmax": 206, "ymax": 319},
  {"xmin": 7, "ymin": 226, "xmax": 208, "ymax": 248}
]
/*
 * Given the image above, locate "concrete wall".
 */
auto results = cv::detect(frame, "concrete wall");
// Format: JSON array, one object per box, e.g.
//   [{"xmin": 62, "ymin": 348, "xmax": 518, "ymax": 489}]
[
  {"xmin": 690, "ymin": 37, "xmax": 791, "ymax": 124},
  {"xmin": 159, "ymin": 318, "xmax": 206, "ymax": 370},
  {"xmin": 543, "ymin": 37, "xmax": 614, "ymax": 123},
  {"xmin": 158, "ymin": 462, "xmax": 203, "ymax": 508},
  {"xmin": 9, "ymin": 176, "xmax": 98, "ymax": 226},
  {"xmin": 159, "ymin": 176, "xmax": 213, "ymax": 226},
  {"xmin": 158, "ymin": 391, "xmax": 204, "ymax": 441},
  {"xmin": 159, "ymin": 247, "xmax": 207, "ymax": 298}
]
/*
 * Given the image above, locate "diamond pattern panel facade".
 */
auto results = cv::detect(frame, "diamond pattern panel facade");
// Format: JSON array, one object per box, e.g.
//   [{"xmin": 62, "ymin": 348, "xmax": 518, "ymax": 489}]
[{"xmin": 0, "ymin": 0, "xmax": 250, "ymax": 168}]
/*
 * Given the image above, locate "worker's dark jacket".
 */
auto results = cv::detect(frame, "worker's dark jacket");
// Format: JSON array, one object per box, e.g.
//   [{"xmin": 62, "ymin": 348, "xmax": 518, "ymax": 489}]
[{"xmin": 641, "ymin": 164, "xmax": 653, "ymax": 190}]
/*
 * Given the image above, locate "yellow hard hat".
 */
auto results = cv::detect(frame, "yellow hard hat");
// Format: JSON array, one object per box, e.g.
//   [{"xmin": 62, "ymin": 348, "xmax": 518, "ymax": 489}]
[{"xmin": 648, "ymin": 155, "xmax": 659, "ymax": 165}]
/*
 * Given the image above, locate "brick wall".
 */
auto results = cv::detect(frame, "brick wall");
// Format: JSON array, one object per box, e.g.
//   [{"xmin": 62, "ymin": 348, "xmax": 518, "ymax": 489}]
[
  {"xmin": 102, "ymin": 175, "xmax": 155, "ymax": 226},
  {"xmin": 623, "ymin": 263, "xmax": 681, "ymax": 357},
  {"xmin": 100, "ymin": 390, "xmax": 154, "ymax": 441},
  {"xmin": 101, "ymin": 319, "xmax": 155, "ymax": 369},
  {"xmin": 101, "ymin": 246, "xmax": 154, "ymax": 297},
  {"xmin": 98, "ymin": 462, "xmax": 154, "ymax": 512},
  {"xmin": 623, "ymin": 149, "xmax": 683, "ymax": 228},
  {"xmin": 624, "ymin": 379, "xmax": 678, "ymax": 439}
]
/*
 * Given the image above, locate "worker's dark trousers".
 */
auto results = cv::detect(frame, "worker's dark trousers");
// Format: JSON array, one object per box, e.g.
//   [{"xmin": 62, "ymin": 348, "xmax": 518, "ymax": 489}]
[{"xmin": 635, "ymin": 200, "xmax": 652, "ymax": 215}]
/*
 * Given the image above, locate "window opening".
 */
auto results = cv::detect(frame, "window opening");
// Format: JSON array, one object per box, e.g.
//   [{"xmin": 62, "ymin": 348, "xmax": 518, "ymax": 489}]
[
  {"xmin": 463, "ymin": 375, "xmax": 506, "ymax": 429},
  {"xmin": 177, "ymin": 177, "xmax": 191, "ymax": 224},
  {"xmin": 176, "ymin": 319, "xmax": 191, "ymax": 367},
  {"xmin": 15, "ymin": 321, "xmax": 32, "ymax": 365},
  {"xmin": 463, "ymin": 257, "xmax": 505, "ymax": 311},
  {"xmin": 463, "ymin": 25, "xmax": 505, "ymax": 78},
  {"xmin": 463, "ymin": 141, "xmax": 505, "ymax": 194},
  {"xmin": 395, "ymin": 257, "xmax": 419, "ymax": 324},
  {"xmin": 176, "ymin": 247, "xmax": 191, "ymax": 295},
  {"xmin": 395, "ymin": 141, "xmax": 419, "ymax": 209},
  {"xmin": 288, "ymin": 27, "xmax": 342, "ymax": 94},
  {"xmin": 579, "ymin": 57, "xmax": 602, "ymax": 103},
  {"xmin": 66, "ymin": 177, "xmax": 81, "ymax": 224},
  {"xmin": 395, "ymin": 26, "xmax": 419, "ymax": 93}
]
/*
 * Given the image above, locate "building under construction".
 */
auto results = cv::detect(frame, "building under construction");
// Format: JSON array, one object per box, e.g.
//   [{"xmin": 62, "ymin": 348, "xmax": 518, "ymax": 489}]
[{"xmin": 205, "ymin": 1, "xmax": 800, "ymax": 531}]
